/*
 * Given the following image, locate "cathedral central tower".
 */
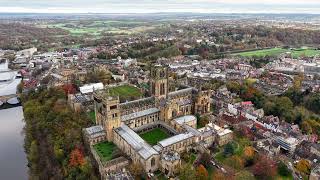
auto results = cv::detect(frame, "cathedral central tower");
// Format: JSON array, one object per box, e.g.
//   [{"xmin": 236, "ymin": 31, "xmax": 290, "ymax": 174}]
[{"xmin": 150, "ymin": 65, "xmax": 168, "ymax": 99}]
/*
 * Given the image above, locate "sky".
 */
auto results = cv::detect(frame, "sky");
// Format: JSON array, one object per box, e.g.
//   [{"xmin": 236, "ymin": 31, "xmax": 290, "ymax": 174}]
[{"xmin": 0, "ymin": 0, "xmax": 320, "ymax": 14}]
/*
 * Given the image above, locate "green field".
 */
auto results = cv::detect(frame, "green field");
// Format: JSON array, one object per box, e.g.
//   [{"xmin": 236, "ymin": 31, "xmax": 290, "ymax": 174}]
[
  {"xmin": 93, "ymin": 141, "xmax": 117, "ymax": 162},
  {"xmin": 43, "ymin": 20, "xmax": 157, "ymax": 36},
  {"xmin": 233, "ymin": 47, "xmax": 320, "ymax": 58},
  {"xmin": 109, "ymin": 85, "xmax": 142, "ymax": 102},
  {"xmin": 87, "ymin": 111, "xmax": 96, "ymax": 124},
  {"xmin": 139, "ymin": 128, "xmax": 170, "ymax": 145}
]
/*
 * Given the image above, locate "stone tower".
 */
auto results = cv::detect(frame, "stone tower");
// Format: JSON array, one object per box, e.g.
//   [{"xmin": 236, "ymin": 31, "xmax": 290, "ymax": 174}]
[
  {"xmin": 94, "ymin": 91, "xmax": 121, "ymax": 141},
  {"xmin": 150, "ymin": 65, "xmax": 168, "ymax": 99},
  {"xmin": 194, "ymin": 90, "xmax": 211, "ymax": 115}
]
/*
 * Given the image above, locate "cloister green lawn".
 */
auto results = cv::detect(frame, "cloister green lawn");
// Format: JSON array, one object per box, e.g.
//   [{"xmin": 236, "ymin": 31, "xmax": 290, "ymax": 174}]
[
  {"xmin": 93, "ymin": 141, "xmax": 116, "ymax": 162},
  {"xmin": 109, "ymin": 85, "xmax": 142, "ymax": 102},
  {"xmin": 139, "ymin": 128, "xmax": 170, "ymax": 145},
  {"xmin": 87, "ymin": 111, "xmax": 96, "ymax": 124},
  {"xmin": 233, "ymin": 47, "xmax": 320, "ymax": 58}
]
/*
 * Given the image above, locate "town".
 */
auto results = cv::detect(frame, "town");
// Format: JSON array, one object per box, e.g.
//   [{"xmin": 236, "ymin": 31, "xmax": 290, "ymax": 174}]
[{"xmin": 0, "ymin": 13, "xmax": 320, "ymax": 180}]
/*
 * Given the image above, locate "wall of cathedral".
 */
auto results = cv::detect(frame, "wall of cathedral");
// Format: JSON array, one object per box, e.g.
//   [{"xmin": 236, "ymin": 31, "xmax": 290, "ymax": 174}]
[
  {"xmin": 124, "ymin": 112, "xmax": 160, "ymax": 129},
  {"xmin": 161, "ymin": 137, "xmax": 195, "ymax": 153},
  {"xmin": 113, "ymin": 130, "xmax": 160, "ymax": 172},
  {"xmin": 194, "ymin": 90, "xmax": 211, "ymax": 114}
]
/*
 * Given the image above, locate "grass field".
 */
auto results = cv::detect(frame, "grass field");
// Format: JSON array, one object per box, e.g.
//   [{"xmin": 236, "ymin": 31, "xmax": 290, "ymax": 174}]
[
  {"xmin": 87, "ymin": 111, "xmax": 96, "ymax": 124},
  {"xmin": 109, "ymin": 85, "xmax": 142, "ymax": 102},
  {"xmin": 139, "ymin": 128, "xmax": 170, "ymax": 145},
  {"xmin": 43, "ymin": 20, "xmax": 157, "ymax": 36},
  {"xmin": 93, "ymin": 141, "xmax": 117, "ymax": 162},
  {"xmin": 233, "ymin": 47, "xmax": 320, "ymax": 58}
]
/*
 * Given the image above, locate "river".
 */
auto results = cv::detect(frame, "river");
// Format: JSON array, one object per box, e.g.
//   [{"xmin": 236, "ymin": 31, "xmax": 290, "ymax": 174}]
[
  {"xmin": 0, "ymin": 107, "xmax": 28, "ymax": 179},
  {"xmin": 0, "ymin": 61, "xmax": 28, "ymax": 179}
]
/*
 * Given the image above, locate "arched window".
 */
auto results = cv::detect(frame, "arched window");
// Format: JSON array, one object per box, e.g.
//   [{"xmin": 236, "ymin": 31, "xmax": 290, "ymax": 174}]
[{"xmin": 151, "ymin": 157, "xmax": 156, "ymax": 167}]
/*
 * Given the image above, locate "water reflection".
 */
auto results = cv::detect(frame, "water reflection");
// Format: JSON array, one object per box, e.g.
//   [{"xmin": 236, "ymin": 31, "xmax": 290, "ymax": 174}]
[{"xmin": 0, "ymin": 106, "xmax": 27, "ymax": 180}]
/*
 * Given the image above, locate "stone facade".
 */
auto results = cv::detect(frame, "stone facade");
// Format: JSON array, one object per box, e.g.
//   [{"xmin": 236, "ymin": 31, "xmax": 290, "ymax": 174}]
[
  {"xmin": 160, "ymin": 151, "xmax": 181, "ymax": 177},
  {"xmin": 87, "ymin": 65, "xmax": 228, "ymax": 175}
]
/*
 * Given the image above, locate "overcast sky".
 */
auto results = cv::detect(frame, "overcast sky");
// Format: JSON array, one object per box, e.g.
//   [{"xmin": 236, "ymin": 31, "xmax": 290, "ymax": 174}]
[{"xmin": 0, "ymin": 0, "xmax": 320, "ymax": 14}]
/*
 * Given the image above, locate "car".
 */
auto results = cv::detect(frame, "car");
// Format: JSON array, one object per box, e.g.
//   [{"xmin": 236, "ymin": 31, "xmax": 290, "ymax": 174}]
[
  {"xmin": 221, "ymin": 168, "xmax": 226, "ymax": 173},
  {"xmin": 210, "ymin": 160, "xmax": 216, "ymax": 166}
]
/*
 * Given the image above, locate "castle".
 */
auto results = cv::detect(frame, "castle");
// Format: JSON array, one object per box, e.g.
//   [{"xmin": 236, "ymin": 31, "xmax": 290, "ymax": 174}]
[{"xmin": 84, "ymin": 65, "xmax": 232, "ymax": 177}]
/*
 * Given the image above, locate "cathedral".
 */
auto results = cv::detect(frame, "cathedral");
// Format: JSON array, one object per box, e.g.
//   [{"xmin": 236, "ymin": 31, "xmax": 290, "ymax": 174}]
[{"xmin": 85, "ymin": 64, "xmax": 232, "ymax": 176}]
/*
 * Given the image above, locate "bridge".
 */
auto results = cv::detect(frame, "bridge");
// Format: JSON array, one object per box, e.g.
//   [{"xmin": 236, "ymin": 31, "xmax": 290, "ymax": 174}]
[{"xmin": 0, "ymin": 94, "xmax": 20, "ymax": 103}]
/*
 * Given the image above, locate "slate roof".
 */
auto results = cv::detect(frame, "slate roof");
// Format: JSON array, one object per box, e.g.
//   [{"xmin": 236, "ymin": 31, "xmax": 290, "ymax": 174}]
[
  {"xmin": 121, "ymin": 108, "xmax": 160, "ymax": 122},
  {"xmin": 115, "ymin": 124, "xmax": 158, "ymax": 160}
]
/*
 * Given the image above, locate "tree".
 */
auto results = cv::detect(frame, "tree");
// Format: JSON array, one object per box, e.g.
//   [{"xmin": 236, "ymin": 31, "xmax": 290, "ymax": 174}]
[
  {"xmin": 235, "ymin": 170, "xmax": 255, "ymax": 180},
  {"xmin": 277, "ymin": 161, "xmax": 291, "ymax": 177},
  {"xmin": 252, "ymin": 155, "xmax": 277, "ymax": 179},
  {"xmin": 21, "ymin": 87, "xmax": 97, "ymax": 179},
  {"xmin": 305, "ymin": 93, "xmax": 320, "ymax": 114},
  {"xmin": 277, "ymin": 97, "xmax": 294, "ymax": 116},
  {"xmin": 243, "ymin": 146, "xmax": 255, "ymax": 160},
  {"xmin": 129, "ymin": 162, "xmax": 144, "ymax": 179},
  {"xmin": 301, "ymin": 120, "xmax": 313, "ymax": 134},
  {"xmin": 199, "ymin": 116, "xmax": 210, "ymax": 128},
  {"xmin": 179, "ymin": 163, "xmax": 196, "ymax": 180},
  {"xmin": 226, "ymin": 155, "xmax": 244, "ymax": 170},
  {"xmin": 224, "ymin": 142, "xmax": 235, "ymax": 157},
  {"xmin": 196, "ymin": 164, "xmax": 209, "ymax": 180},
  {"xmin": 27, "ymin": 140, "xmax": 39, "ymax": 175},
  {"xmin": 198, "ymin": 152, "xmax": 211, "ymax": 168},
  {"xmin": 211, "ymin": 170, "xmax": 226, "ymax": 180},
  {"xmin": 296, "ymin": 159, "xmax": 311, "ymax": 175},
  {"xmin": 17, "ymin": 82, "xmax": 24, "ymax": 93},
  {"xmin": 62, "ymin": 84, "xmax": 76, "ymax": 95},
  {"xmin": 69, "ymin": 148, "xmax": 85, "ymax": 167},
  {"xmin": 86, "ymin": 69, "xmax": 112, "ymax": 85}
]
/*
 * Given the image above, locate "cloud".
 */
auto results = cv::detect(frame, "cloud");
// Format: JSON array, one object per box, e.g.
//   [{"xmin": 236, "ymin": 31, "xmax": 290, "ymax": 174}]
[{"xmin": 0, "ymin": 0, "xmax": 319, "ymax": 13}]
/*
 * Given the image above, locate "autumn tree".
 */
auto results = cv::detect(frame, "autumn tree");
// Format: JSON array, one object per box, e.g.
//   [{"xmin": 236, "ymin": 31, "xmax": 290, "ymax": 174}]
[
  {"xmin": 212, "ymin": 170, "xmax": 226, "ymax": 180},
  {"xmin": 243, "ymin": 146, "xmax": 255, "ymax": 159},
  {"xmin": 196, "ymin": 164, "xmax": 209, "ymax": 180},
  {"xmin": 69, "ymin": 148, "xmax": 85, "ymax": 167},
  {"xmin": 296, "ymin": 159, "xmax": 311, "ymax": 175},
  {"xmin": 235, "ymin": 170, "xmax": 255, "ymax": 180},
  {"xmin": 129, "ymin": 162, "xmax": 144, "ymax": 179},
  {"xmin": 252, "ymin": 155, "xmax": 277, "ymax": 179},
  {"xmin": 198, "ymin": 152, "xmax": 211, "ymax": 168},
  {"xmin": 62, "ymin": 84, "xmax": 76, "ymax": 95},
  {"xmin": 179, "ymin": 163, "xmax": 196, "ymax": 180},
  {"xmin": 226, "ymin": 155, "xmax": 244, "ymax": 170}
]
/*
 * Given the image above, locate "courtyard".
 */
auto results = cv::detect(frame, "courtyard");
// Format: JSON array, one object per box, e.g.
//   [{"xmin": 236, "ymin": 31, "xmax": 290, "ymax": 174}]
[
  {"xmin": 139, "ymin": 128, "xmax": 170, "ymax": 145},
  {"xmin": 93, "ymin": 141, "xmax": 117, "ymax": 162}
]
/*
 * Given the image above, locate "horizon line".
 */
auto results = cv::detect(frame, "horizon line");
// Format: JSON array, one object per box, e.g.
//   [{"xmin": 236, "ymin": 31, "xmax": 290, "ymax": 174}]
[{"xmin": 0, "ymin": 12, "xmax": 320, "ymax": 15}]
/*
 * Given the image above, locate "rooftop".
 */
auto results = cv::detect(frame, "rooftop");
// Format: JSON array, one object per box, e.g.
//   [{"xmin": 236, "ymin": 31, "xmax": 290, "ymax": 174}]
[
  {"xmin": 162, "ymin": 151, "xmax": 180, "ymax": 161},
  {"xmin": 158, "ymin": 132, "xmax": 194, "ymax": 148},
  {"xmin": 174, "ymin": 115, "xmax": 196, "ymax": 125},
  {"xmin": 115, "ymin": 124, "xmax": 158, "ymax": 160},
  {"xmin": 121, "ymin": 108, "xmax": 160, "ymax": 122},
  {"xmin": 84, "ymin": 125, "xmax": 106, "ymax": 139}
]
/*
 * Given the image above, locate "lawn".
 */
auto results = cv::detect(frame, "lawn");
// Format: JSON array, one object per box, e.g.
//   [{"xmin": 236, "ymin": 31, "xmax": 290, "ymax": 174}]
[
  {"xmin": 109, "ymin": 85, "xmax": 142, "ymax": 102},
  {"xmin": 43, "ymin": 20, "xmax": 157, "ymax": 36},
  {"xmin": 87, "ymin": 111, "xmax": 96, "ymax": 124},
  {"xmin": 233, "ymin": 48, "xmax": 287, "ymax": 57},
  {"xmin": 93, "ymin": 141, "xmax": 117, "ymax": 162},
  {"xmin": 232, "ymin": 47, "xmax": 320, "ymax": 58},
  {"xmin": 139, "ymin": 128, "xmax": 170, "ymax": 145}
]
